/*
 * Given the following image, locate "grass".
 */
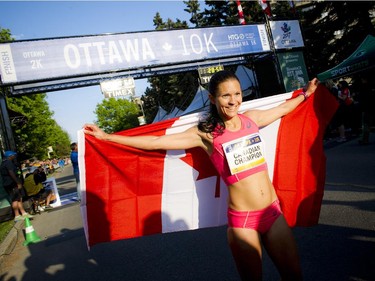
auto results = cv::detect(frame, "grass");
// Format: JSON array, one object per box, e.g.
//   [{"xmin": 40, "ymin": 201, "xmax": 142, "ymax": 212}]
[{"xmin": 0, "ymin": 219, "xmax": 14, "ymax": 244}]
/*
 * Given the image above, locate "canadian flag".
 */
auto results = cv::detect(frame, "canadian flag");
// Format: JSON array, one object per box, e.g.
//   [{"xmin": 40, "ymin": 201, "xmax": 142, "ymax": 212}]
[{"xmin": 78, "ymin": 85, "xmax": 338, "ymax": 248}]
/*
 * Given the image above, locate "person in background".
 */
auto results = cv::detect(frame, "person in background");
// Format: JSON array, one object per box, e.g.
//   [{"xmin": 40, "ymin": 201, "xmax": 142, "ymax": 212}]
[
  {"xmin": 336, "ymin": 80, "xmax": 353, "ymax": 142},
  {"xmin": 70, "ymin": 142, "xmax": 81, "ymax": 201},
  {"xmin": 325, "ymin": 79, "xmax": 338, "ymax": 97},
  {"xmin": 37, "ymin": 165, "xmax": 47, "ymax": 182},
  {"xmin": 0, "ymin": 151, "xmax": 33, "ymax": 222},
  {"xmin": 83, "ymin": 71, "xmax": 318, "ymax": 281},
  {"xmin": 357, "ymin": 74, "xmax": 375, "ymax": 144},
  {"xmin": 24, "ymin": 166, "xmax": 54, "ymax": 210},
  {"xmin": 58, "ymin": 158, "xmax": 65, "ymax": 172},
  {"xmin": 324, "ymin": 79, "xmax": 339, "ymax": 140}
]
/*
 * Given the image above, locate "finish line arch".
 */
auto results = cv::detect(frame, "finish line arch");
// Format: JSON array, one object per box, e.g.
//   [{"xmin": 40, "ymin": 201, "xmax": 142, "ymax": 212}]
[
  {"xmin": 0, "ymin": 20, "xmax": 307, "ymax": 150},
  {"xmin": 0, "ymin": 24, "xmax": 271, "ymax": 95}
]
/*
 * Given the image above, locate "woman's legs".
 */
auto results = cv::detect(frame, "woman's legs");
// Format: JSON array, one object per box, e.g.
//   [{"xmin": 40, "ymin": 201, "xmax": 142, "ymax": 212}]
[
  {"xmin": 262, "ymin": 215, "xmax": 303, "ymax": 281},
  {"xmin": 227, "ymin": 227, "xmax": 263, "ymax": 281}
]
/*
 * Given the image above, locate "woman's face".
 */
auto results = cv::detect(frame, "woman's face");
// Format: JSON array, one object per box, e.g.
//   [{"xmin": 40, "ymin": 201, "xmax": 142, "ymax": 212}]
[{"xmin": 209, "ymin": 78, "xmax": 242, "ymax": 120}]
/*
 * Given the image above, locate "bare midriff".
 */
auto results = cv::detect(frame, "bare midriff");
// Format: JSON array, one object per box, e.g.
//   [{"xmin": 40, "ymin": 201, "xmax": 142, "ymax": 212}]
[{"xmin": 226, "ymin": 170, "xmax": 278, "ymax": 211}]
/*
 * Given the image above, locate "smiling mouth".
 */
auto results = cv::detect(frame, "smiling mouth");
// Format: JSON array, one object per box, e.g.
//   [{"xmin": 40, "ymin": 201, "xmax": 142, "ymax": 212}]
[{"xmin": 227, "ymin": 105, "xmax": 238, "ymax": 110}]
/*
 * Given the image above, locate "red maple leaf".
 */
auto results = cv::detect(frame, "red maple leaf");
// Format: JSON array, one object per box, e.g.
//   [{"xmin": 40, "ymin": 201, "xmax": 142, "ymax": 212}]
[{"xmin": 180, "ymin": 147, "xmax": 222, "ymax": 197}]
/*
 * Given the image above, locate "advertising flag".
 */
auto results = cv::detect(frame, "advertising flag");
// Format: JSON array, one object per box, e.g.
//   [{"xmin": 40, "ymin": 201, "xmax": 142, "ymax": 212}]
[{"xmin": 258, "ymin": 0, "xmax": 272, "ymax": 19}]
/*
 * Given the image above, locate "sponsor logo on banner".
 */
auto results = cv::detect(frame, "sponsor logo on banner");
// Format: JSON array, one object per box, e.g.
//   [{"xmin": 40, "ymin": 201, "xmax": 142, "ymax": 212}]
[
  {"xmin": 100, "ymin": 77, "xmax": 135, "ymax": 98},
  {"xmin": 269, "ymin": 20, "xmax": 304, "ymax": 50}
]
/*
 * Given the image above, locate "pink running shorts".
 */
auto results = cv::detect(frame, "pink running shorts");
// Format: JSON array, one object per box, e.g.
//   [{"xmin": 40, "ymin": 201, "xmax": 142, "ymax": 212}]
[{"xmin": 227, "ymin": 200, "xmax": 282, "ymax": 234}]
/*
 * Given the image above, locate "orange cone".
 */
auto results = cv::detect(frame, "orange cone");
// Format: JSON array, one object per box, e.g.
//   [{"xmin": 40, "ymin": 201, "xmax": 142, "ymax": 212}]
[{"xmin": 23, "ymin": 217, "xmax": 41, "ymax": 246}]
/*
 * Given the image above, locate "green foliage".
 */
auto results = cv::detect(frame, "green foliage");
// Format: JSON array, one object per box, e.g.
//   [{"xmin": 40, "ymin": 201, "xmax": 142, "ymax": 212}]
[
  {"xmin": 199, "ymin": 1, "xmax": 264, "ymax": 26},
  {"xmin": 200, "ymin": 0, "xmax": 231, "ymax": 26},
  {"xmin": 300, "ymin": 1, "xmax": 375, "ymax": 77},
  {"xmin": 94, "ymin": 97, "xmax": 140, "ymax": 133},
  {"xmin": 271, "ymin": 1, "xmax": 299, "ymax": 21},
  {"xmin": 0, "ymin": 219, "xmax": 14, "ymax": 243},
  {"xmin": 6, "ymin": 94, "xmax": 71, "ymax": 160},
  {"xmin": 183, "ymin": 0, "xmax": 204, "ymax": 27},
  {"xmin": 0, "ymin": 26, "xmax": 13, "ymax": 42},
  {"xmin": 153, "ymin": 12, "xmax": 189, "ymax": 30}
]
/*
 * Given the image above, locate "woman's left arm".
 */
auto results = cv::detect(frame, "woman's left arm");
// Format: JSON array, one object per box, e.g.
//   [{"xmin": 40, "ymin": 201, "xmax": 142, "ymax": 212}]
[{"xmin": 245, "ymin": 78, "xmax": 319, "ymax": 127}]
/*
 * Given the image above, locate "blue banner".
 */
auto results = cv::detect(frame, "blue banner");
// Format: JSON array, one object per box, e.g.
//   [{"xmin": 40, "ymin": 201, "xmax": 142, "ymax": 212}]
[{"xmin": 0, "ymin": 25, "xmax": 270, "ymax": 84}]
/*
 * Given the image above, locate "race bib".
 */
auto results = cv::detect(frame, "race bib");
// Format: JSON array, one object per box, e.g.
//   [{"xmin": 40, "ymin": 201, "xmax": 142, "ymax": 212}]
[{"xmin": 222, "ymin": 133, "xmax": 266, "ymax": 175}]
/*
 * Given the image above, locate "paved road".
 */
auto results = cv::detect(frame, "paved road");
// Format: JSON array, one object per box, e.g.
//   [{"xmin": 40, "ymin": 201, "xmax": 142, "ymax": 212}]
[{"xmin": 0, "ymin": 136, "xmax": 374, "ymax": 281}]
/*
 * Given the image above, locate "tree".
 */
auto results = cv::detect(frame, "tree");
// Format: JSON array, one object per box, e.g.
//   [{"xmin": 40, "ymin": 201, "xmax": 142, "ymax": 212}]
[
  {"xmin": 300, "ymin": 1, "xmax": 375, "ymax": 77},
  {"xmin": 271, "ymin": 1, "xmax": 299, "ymax": 20},
  {"xmin": 198, "ymin": 1, "xmax": 265, "ymax": 26},
  {"xmin": 6, "ymin": 94, "xmax": 71, "ymax": 160},
  {"xmin": 183, "ymin": 0, "xmax": 204, "ymax": 27},
  {"xmin": 0, "ymin": 27, "xmax": 13, "ymax": 42},
  {"xmin": 153, "ymin": 12, "xmax": 189, "ymax": 30},
  {"xmin": 94, "ymin": 97, "xmax": 140, "ymax": 133}
]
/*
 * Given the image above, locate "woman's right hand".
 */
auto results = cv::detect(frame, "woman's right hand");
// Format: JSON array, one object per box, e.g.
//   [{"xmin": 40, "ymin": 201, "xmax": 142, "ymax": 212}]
[{"xmin": 83, "ymin": 124, "xmax": 108, "ymax": 140}]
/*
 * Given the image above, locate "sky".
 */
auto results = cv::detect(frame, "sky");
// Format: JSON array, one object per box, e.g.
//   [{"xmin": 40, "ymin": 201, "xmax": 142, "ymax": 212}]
[{"xmin": 0, "ymin": 0, "xmax": 200, "ymax": 142}]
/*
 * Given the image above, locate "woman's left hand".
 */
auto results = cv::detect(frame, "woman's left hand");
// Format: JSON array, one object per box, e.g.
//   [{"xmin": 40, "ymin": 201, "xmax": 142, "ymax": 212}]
[{"xmin": 305, "ymin": 78, "xmax": 319, "ymax": 97}]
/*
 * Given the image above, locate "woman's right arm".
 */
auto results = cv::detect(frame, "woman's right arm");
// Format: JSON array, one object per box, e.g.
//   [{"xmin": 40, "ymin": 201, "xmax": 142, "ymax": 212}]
[{"xmin": 83, "ymin": 124, "xmax": 208, "ymax": 152}]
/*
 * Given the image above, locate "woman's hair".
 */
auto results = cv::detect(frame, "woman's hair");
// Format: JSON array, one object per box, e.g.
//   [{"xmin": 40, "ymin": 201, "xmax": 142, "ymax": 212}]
[{"xmin": 198, "ymin": 70, "xmax": 240, "ymax": 135}]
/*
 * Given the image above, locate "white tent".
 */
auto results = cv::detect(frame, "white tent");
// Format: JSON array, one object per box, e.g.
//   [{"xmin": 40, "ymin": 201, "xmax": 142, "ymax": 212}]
[
  {"xmin": 152, "ymin": 106, "xmax": 168, "ymax": 123},
  {"xmin": 181, "ymin": 85, "xmax": 210, "ymax": 116},
  {"xmin": 164, "ymin": 107, "xmax": 183, "ymax": 120},
  {"xmin": 152, "ymin": 65, "xmax": 258, "ymax": 123},
  {"xmin": 235, "ymin": 65, "xmax": 257, "ymax": 97}
]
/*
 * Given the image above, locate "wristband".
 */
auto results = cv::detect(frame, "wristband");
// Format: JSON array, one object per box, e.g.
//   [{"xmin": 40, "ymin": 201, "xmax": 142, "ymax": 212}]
[{"xmin": 298, "ymin": 91, "xmax": 308, "ymax": 101}]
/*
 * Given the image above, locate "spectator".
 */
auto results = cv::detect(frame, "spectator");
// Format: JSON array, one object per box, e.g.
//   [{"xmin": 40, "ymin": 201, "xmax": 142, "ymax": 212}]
[
  {"xmin": 357, "ymin": 74, "xmax": 375, "ymax": 144},
  {"xmin": 70, "ymin": 142, "xmax": 81, "ymax": 201},
  {"xmin": 37, "ymin": 165, "xmax": 47, "ymax": 182},
  {"xmin": 335, "ymin": 80, "xmax": 353, "ymax": 142},
  {"xmin": 58, "ymin": 158, "xmax": 65, "ymax": 172},
  {"xmin": 0, "ymin": 151, "xmax": 33, "ymax": 222},
  {"xmin": 325, "ymin": 79, "xmax": 338, "ymax": 98},
  {"xmin": 24, "ymin": 166, "xmax": 54, "ymax": 210},
  {"xmin": 324, "ymin": 80, "xmax": 339, "ymax": 139}
]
